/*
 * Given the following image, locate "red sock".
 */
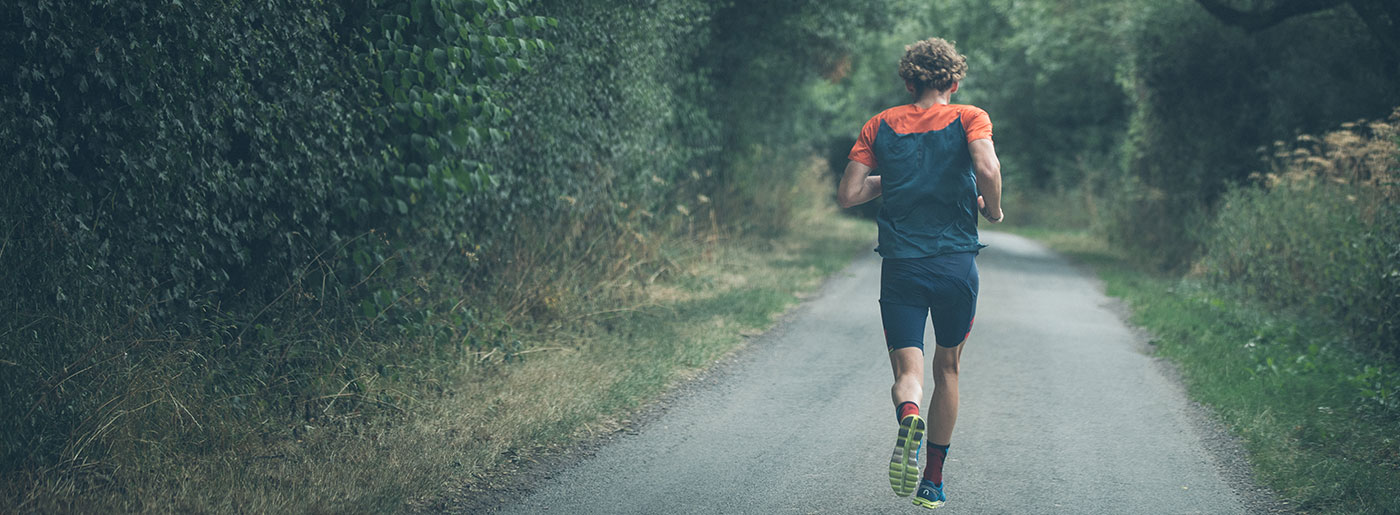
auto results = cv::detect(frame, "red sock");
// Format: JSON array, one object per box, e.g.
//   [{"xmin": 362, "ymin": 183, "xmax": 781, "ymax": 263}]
[
  {"xmin": 923, "ymin": 443, "xmax": 950, "ymax": 485},
  {"xmin": 897, "ymin": 401, "xmax": 919, "ymax": 421}
]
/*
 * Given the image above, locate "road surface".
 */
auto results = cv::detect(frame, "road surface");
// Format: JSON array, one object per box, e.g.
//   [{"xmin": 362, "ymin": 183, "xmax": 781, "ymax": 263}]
[{"xmin": 499, "ymin": 231, "xmax": 1262, "ymax": 514}]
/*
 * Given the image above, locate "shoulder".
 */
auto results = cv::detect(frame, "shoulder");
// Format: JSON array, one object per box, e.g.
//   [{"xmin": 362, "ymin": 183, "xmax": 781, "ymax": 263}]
[
  {"xmin": 952, "ymin": 104, "xmax": 989, "ymax": 119},
  {"xmin": 953, "ymin": 104, "xmax": 993, "ymax": 141}
]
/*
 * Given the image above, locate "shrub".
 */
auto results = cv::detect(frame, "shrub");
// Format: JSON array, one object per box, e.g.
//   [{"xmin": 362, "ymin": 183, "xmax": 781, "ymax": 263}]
[
  {"xmin": 0, "ymin": 0, "xmax": 550, "ymax": 476},
  {"xmin": 0, "ymin": 0, "xmax": 897, "ymax": 501},
  {"xmin": 1115, "ymin": 0, "xmax": 1400, "ymax": 267},
  {"xmin": 1198, "ymin": 109, "xmax": 1400, "ymax": 356}
]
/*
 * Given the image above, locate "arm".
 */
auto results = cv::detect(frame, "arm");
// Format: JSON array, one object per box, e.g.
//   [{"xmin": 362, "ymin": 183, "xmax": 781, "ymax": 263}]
[
  {"xmin": 969, "ymin": 138, "xmax": 1003, "ymax": 223},
  {"xmin": 837, "ymin": 160, "xmax": 882, "ymax": 208}
]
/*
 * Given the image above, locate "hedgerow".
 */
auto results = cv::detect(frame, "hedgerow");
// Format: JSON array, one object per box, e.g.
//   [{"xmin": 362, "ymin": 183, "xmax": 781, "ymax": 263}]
[
  {"xmin": 0, "ymin": 0, "xmax": 552, "ymax": 479},
  {"xmin": 0, "ymin": 0, "xmax": 890, "ymax": 503}
]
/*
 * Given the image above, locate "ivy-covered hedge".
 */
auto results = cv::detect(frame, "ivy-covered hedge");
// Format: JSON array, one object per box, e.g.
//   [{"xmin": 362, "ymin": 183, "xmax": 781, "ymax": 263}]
[
  {"xmin": 0, "ymin": 0, "xmax": 888, "ymax": 484},
  {"xmin": 4, "ymin": 1, "xmax": 368, "ymax": 321},
  {"xmin": 0, "ymin": 0, "xmax": 552, "ymax": 472}
]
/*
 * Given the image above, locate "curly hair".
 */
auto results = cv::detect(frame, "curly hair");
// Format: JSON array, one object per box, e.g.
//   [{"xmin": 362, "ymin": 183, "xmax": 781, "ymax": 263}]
[{"xmin": 898, "ymin": 38, "xmax": 967, "ymax": 93}]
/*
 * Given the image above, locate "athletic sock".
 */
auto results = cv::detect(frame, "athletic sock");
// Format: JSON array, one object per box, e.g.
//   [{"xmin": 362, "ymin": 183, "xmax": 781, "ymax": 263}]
[
  {"xmin": 923, "ymin": 442, "xmax": 950, "ymax": 485},
  {"xmin": 897, "ymin": 401, "xmax": 919, "ymax": 421}
]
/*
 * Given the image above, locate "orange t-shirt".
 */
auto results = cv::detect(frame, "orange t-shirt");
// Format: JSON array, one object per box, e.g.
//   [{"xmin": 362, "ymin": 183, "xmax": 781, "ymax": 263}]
[{"xmin": 848, "ymin": 104, "xmax": 992, "ymax": 169}]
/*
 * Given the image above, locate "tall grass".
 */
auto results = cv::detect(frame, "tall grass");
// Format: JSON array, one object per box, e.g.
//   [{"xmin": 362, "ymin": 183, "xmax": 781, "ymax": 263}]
[
  {"xmin": 1198, "ymin": 108, "xmax": 1400, "ymax": 357},
  {"xmin": 1, "ymin": 157, "xmax": 870, "ymax": 512}
]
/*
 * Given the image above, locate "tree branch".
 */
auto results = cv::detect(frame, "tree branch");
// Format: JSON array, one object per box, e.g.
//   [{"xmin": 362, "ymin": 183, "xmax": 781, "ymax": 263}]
[
  {"xmin": 1346, "ymin": 0, "xmax": 1399, "ymax": 54},
  {"xmin": 1193, "ymin": 0, "xmax": 1346, "ymax": 31}
]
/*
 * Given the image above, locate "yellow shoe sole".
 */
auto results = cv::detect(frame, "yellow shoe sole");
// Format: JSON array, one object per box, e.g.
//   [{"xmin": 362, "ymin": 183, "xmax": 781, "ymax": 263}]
[
  {"xmin": 912, "ymin": 493, "xmax": 945, "ymax": 509},
  {"xmin": 888, "ymin": 414, "xmax": 925, "ymax": 497}
]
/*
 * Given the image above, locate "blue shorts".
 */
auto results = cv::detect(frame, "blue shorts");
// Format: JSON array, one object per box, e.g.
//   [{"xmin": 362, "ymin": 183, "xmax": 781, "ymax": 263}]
[{"xmin": 880, "ymin": 251, "xmax": 979, "ymax": 351}]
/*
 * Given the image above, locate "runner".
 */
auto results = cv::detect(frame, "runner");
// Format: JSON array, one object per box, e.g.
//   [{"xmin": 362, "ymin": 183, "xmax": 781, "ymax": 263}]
[{"xmin": 836, "ymin": 37, "xmax": 1003, "ymax": 509}]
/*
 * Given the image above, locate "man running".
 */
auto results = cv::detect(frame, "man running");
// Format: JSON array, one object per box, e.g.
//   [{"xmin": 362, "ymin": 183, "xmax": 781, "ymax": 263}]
[{"xmin": 836, "ymin": 37, "xmax": 1003, "ymax": 510}]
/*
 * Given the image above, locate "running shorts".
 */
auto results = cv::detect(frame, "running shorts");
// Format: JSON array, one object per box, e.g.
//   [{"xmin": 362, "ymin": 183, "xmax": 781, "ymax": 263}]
[{"xmin": 879, "ymin": 251, "xmax": 979, "ymax": 351}]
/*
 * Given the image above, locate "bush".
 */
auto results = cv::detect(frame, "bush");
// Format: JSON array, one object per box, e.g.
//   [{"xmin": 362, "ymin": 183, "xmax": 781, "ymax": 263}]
[
  {"xmin": 0, "ymin": 0, "xmax": 898, "ymax": 502},
  {"xmin": 1115, "ymin": 0, "xmax": 1400, "ymax": 266},
  {"xmin": 0, "ymin": 0, "xmax": 551, "ymax": 476},
  {"xmin": 1198, "ymin": 109, "xmax": 1400, "ymax": 355}
]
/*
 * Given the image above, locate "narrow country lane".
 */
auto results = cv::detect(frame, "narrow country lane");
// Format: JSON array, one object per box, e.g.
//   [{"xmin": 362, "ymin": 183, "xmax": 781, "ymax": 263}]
[{"xmin": 496, "ymin": 231, "xmax": 1257, "ymax": 514}]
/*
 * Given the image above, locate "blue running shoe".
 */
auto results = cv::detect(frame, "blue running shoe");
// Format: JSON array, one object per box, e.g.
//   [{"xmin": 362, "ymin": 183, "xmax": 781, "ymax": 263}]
[
  {"xmin": 888, "ymin": 414, "xmax": 925, "ymax": 496},
  {"xmin": 912, "ymin": 479, "xmax": 946, "ymax": 509}
]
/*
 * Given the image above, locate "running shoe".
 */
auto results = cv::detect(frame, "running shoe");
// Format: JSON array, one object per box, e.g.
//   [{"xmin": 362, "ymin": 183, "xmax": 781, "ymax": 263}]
[
  {"xmin": 888, "ymin": 414, "xmax": 925, "ymax": 496},
  {"xmin": 912, "ymin": 478, "xmax": 946, "ymax": 509}
]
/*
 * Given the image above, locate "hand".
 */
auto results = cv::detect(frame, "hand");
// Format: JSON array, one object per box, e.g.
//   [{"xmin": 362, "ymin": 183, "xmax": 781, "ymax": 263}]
[{"xmin": 977, "ymin": 195, "xmax": 1004, "ymax": 223}]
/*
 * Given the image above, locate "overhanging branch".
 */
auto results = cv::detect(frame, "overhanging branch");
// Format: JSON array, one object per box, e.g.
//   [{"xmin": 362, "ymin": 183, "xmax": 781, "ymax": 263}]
[{"xmin": 1193, "ymin": 0, "xmax": 1346, "ymax": 31}]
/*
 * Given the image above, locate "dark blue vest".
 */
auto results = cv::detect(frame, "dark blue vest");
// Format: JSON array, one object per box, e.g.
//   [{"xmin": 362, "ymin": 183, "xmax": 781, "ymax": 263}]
[{"xmin": 873, "ymin": 117, "xmax": 985, "ymax": 258}]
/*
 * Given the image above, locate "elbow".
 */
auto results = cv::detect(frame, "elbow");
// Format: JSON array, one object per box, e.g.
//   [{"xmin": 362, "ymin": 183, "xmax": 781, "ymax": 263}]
[{"xmin": 836, "ymin": 190, "xmax": 856, "ymax": 209}]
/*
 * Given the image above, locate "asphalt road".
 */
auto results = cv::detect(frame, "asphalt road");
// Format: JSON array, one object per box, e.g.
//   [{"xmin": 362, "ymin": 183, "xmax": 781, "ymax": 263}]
[{"xmin": 500, "ymin": 231, "xmax": 1259, "ymax": 514}]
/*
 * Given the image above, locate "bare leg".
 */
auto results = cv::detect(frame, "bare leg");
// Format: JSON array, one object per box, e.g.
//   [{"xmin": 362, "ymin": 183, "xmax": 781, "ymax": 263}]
[
  {"xmin": 926, "ymin": 340, "xmax": 964, "ymax": 445},
  {"xmin": 888, "ymin": 346, "xmax": 928, "ymax": 496},
  {"xmin": 889, "ymin": 347, "xmax": 925, "ymax": 408}
]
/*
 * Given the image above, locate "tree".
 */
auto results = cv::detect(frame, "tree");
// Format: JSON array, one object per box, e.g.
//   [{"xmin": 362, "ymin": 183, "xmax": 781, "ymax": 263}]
[{"xmin": 1193, "ymin": 0, "xmax": 1399, "ymax": 53}]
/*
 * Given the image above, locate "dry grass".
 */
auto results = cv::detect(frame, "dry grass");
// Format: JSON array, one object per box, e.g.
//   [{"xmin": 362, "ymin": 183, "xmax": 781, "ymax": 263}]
[
  {"xmin": 1255, "ymin": 107, "xmax": 1399, "ymax": 196},
  {"xmin": 4, "ymin": 158, "xmax": 874, "ymax": 513}
]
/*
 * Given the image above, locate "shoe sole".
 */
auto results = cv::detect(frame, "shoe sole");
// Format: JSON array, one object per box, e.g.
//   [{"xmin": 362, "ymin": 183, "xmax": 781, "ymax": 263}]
[
  {"xmin": 888, "ymin": 414, "xmax": 925, "ymax": 497},
  {"xmin": 912, "ymin": 496, "xmax": 945, "ymax": 509}
]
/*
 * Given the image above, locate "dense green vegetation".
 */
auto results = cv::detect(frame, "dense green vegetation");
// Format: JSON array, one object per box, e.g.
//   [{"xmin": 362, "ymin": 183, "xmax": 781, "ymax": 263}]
[
  {"xmin": 2, "ymin": 0, "xmax": 1396, "ymax": 510},
  {"xmin": 3, "ymin": 0, "xmax": 555, "ymax": 480},
  {"xmin": 0, "ymin": 0, "xmax": 891, "ymax": 509},
  {"xmin": 1200, "ymin": 115, "xmax": 1399, "ymax": 355},
  {"xmin": 875, "ymin": 0, "xmax": 1398, "ymax": 511},
  {"xmin": 889, "ymin": 0, "xmax": 1398, "ymax": 351},
  {"xmin": 1115, "ymin": 0, "xmax": 1398, "ymax": 269},
  {"xmin": 960, "ymin": 1, "xmax": 1398, "ymax": 511}
]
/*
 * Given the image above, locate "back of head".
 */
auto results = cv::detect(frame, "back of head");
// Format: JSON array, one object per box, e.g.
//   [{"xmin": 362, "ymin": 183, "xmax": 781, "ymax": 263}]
[{"xmin": 899, "ymin": 38, "xmax": 967, "ymax": 93}]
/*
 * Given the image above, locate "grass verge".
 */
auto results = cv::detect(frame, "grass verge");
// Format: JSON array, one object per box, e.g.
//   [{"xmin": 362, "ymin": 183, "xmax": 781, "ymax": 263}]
[
  {"xmin": 4, "ymin": 161, "xmax": 874, "ymax": 513},
  {"xmin": 1012, "ymin": 227, "xmax": 1400, "ymax": 514},
  {"xmin": 405, "ymin": 195, "xmax": 873, "ymax": 511}
]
